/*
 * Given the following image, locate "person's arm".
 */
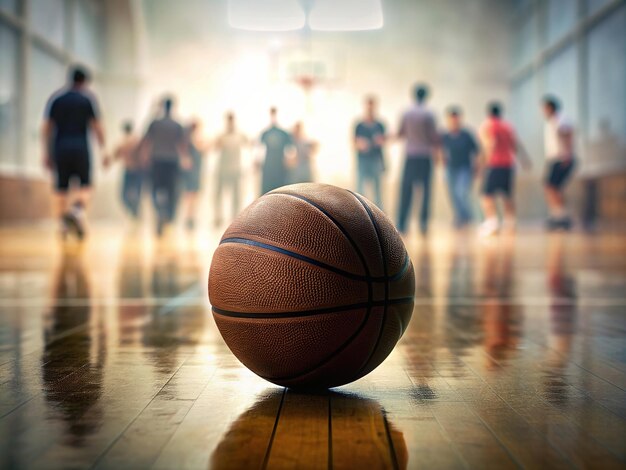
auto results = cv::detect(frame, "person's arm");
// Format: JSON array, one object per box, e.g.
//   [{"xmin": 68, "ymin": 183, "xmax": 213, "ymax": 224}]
[
  {"xmin": 41, "ymin": 119, "xmax": 54, "ymax": 170},
  {"xmin": 139, "ymin": 125, "xmax": 153, "ymax": 168},
  {"xmin": 354, "ymin": 123, "xmax": 368, "ymax": 152},
  {"xmin": 177, "ymin": 128, "xmax": 192, "ymax": 170},
  {"xmin": 468, "ymin": 132, "xmax": 480, "ymax": 177},
  {"xmin": 559, "ymin": 122, "xmax": 574, "ymax": 163}
]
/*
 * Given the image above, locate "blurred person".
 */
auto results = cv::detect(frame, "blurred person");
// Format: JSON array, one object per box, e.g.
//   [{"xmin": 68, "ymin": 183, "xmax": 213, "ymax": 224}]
[
  {"xmin": 113, "ymin": 121, "xmax": 143, "ymax": 221},
  {"xmin": 542, "ymin": 95, "xmax": 576, "ymax": 231},
  {"xmin": 478, "ymin": 102, "xmax": 531, "ymax": 237},
  {"xmin": 289, "ymin": 121, "xmax": 317, "ymax": 184},
  {"xmin": 141, "ymin": 96, "xmax": 190, "ymax": 237},
  {"xmin": 354, "ymin": 96, "xmax": 386, "ymax": 208},
  {"xmin": 214, "ymin": 112, "xmax": 249, "ymax": 226},
  {"xmin": 181, "ymin": 119, "xmax": 209, "ymax": 231},
  {"xmin": 441, "ymin": 106, "xmax": 479, "ymax": 228},
  {"xmin": 41, "ymin": 65, "xmax": 108, "ymax": 240},
  {"xmin": 396, "ymin": 84, "xmax": 440, "ymax": 235},
  {"xmin": 260, "ymin": 107, "xmax": 293, "ymax": 194}
]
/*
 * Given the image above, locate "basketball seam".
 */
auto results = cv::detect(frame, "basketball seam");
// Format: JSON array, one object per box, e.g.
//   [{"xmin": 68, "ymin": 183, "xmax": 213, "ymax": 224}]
[
  {"xmin": 218, "ymin": 237, "xmax": 410, "ymax": 283},
  {"xmin": 349, "ymin": 191, "xmax": 390, "ymax": 378},
  {"xmin": 212, "ymin": 297, "xmax": 414, "ymax": 319}
]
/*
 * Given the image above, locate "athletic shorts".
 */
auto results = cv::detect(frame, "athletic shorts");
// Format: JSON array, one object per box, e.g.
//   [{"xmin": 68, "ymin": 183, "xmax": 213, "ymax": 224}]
[
  {"xmin": 483, "ymin": 167, "xmax": 514, "ymax": 197},
  {"xmin": 545, "ymin": 159, "xmax": 575, "ymax": 189},
  {"xmin": 54, "ymin": 148, "xmax": 91, "ymax": 191}
]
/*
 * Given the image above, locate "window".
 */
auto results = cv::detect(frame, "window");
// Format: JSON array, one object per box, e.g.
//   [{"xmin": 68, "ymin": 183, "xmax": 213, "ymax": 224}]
[
  {"xmin": 586, "ymin": 5, "xmax": 626, "ymax": 171},
  {"xmin": 30, "ymin": 0, "xmax": 65, "ymax": 48},
  {"xmin": 513, "ymin": 11, "xmax": 538, "ymax": 70},
  {"xmin": 0, "ymin": 24, "xmax": 19, "ymax": 168},
  {"xmin": 512, "ymin": 74, "xmax": 542, "ymax": 163},
  {"xmin": 73, "ymin": 0, "xmax": 104, "ymax": 65},
  {"xmin": 547, "ymin": 0, "xmax": 577, "ymax": 45},
  {"xmin": 26, "ymin": 46, "xmax": 66, "ymax": 172},
  {"xmin": 0, "ymin": 0, "xmax": 18, "ymax": 15}
]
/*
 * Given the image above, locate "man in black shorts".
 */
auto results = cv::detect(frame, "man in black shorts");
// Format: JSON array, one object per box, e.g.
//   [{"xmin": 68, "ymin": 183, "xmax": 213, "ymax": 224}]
[
  {"xmin": 542, "ymin": 95, "xmax": 576, "ymax": 230},
  {"xmin": 42, "ymin": 65, "xmax": 108, "ymax": 239}
]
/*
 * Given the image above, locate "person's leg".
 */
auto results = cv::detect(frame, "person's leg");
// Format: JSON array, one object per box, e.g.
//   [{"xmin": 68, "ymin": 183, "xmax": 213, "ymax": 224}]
[
  {"xmin": 397, "ymin": 158, "xmax": 415, "ymax": 234},
  {"xmin": 418, "ymin": 159, "xmax": 433, "ymax": 234},
  {"xmin": 214, "ymin": 169, "xmax": 224, "ymax": 227},
  {"xmin": 372, "ymin": 172, "xmax": 383, "ymax": 210},
  {"xmin": 479, "ymin": 168, "xmax": 500, "ymax": 236},
  {"xmin": 356, "ymin": 159, "xmax": 366, "ymax": 196},
  {"xmin": 232, "ymin": 175, "xmax": 241, "ymax": 220},
  {"xmin": 122, "ymin": 170, "xmax": 132, "ymax": 215},
  {"xmin": 457, "ymin": 167, "xmax": 473, "ymax": 225},
  {"xmin": 185, "ymin": 191, "xmax": 198, "ymax": 230},
  {"xmin": 502, "ymin": 169, "xmax": 516, "ymax": 231},
  {"xmin": 165, "ymin": 162, "xmax": 180, "ymax": 224},
  {"xmin": 151, "ymin": 161, "xmax": 168, "ymax": 235},
  {"xmin": 447, "ymin": 167, "xmax": 461, "ymax": 227}
]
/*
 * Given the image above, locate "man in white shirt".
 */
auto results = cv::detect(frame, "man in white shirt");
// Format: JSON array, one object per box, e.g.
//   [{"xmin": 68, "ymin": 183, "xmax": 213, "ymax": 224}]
[
  {"xmin": 214, "ymin": 112, "xmax": 249, "ymax": 226},
  {"xmin": 542, "ymin": 96, "xmax": 576, "ymax": 230}
]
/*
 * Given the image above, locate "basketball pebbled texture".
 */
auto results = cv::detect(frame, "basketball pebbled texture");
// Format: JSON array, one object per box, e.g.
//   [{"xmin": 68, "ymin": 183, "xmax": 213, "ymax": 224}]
[{"xmin": 208, "ymin": 183, "xmax": 415, "ymax": 388}]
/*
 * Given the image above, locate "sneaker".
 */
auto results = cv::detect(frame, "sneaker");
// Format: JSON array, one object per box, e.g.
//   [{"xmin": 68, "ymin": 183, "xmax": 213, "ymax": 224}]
[
  {"xmin": 64, "ymin": 212, "xmax": 85, "ymax": 240},
  {"xmin": 479, "ymin": 218, "xmax": 499, "ymax": 237}
]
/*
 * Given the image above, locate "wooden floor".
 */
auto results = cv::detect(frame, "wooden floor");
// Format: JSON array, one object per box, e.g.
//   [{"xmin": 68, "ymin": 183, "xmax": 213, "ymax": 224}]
[{"xmin": 0, "ymin": 224, "xmax": 625, "ymax": 469}]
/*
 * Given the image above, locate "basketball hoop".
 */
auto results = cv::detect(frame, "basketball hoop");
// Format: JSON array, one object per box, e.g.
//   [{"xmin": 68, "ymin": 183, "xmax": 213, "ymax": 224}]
[{"xmin": 295, "ymin": 75, "xmax": 318, "ymax": 93}]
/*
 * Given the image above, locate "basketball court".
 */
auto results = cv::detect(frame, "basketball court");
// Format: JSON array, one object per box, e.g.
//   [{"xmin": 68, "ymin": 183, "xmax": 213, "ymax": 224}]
[{"xmin": 1, "ymin": 0, "xmax": 625, "ymax": 469}]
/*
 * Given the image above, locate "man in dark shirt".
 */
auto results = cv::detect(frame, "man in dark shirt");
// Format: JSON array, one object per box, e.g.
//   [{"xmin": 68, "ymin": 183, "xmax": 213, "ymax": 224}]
[
  {"xmin": 142, "ymin": 96, "xmax": 189, "ymax": 236},
  {"xmin": 354, "ymin": 96, "xmax": 386, "ymax": 209},
  {"xmin": 441, "ymin": 107, "xmax": 479, "ymax": 228},
  {"xmin": 260, "ymin": 107, "xmax": 293, "ymax": 194},
  {"xmin": 42, "ymin": 65, "xmax": 108, "ymax": 239}
]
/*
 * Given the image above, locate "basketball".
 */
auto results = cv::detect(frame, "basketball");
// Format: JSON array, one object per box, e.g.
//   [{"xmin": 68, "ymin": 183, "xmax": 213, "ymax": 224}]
[{"xmin": 208, "ymin": 183, "xmax": 415, "ymax": 388}]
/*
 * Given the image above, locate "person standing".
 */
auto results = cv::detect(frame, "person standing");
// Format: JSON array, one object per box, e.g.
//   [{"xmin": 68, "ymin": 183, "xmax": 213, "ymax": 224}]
[
  {"xmin": 113, "ymin": 121, "xmax": 143, "ymax": 221},
  {"xmin": 141, "ymin": 96, "xmax": 189, "ymax": 236},
  {"xmin": 542, "ymin": 95, "xmax": 576, "ymax": 230},
  {"xmin": 478, "ymin": 102, "xmax": 531, "ymax": 237},
  {"xmin": 214, "ymin": 112, "xmax": 249, "ymax": 226},
  {"xmin": 42, "ymin": 65, "xmax": 108, "ymax": 239},
  {"xmin": 260, "ymin": 107, "xmax": 293, "ymax": 194},
  {"xmin": 396, "ymin": 84, "xmax": 440, "ymax": 235},
  {"xmin": 289, "ymin": 121, "xmax": 317, "ymax": 184},
  {"xmin": 441, "ymin": 107, "xmax": 479, "ymax": 228},
  {"xmin": 181, "ymin": 119, "xmax": 208, "ymax": 231},
  {"xmin": 354, "ymin": 96, "xmax": 386, "ymax": 209}
]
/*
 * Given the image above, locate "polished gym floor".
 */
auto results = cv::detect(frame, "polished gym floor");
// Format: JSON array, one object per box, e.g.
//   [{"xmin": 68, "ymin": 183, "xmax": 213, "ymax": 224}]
[{"xmin": 0, "ymin": 225, "xmax": 624, "ymax": 469}]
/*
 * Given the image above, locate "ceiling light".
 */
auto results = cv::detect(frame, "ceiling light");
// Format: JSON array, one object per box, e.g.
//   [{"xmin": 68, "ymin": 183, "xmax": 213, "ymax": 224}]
[
  {"xmin": 308, "ymin": 0, "xmax": 383, "ymax": 31},
  {"xmin": 228, "ymin": 0, "xmax": 306, "ymax": 31}
]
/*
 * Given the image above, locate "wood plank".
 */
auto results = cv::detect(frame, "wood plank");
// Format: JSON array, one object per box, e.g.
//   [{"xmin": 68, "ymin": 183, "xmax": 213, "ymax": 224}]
[{"xmin": 265, "ymin": 390, "xmax": 329, "ymax": 470}]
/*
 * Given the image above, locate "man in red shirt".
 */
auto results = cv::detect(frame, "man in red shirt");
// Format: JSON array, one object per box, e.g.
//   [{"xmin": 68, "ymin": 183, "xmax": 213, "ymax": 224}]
[{"xmin": 478, "ymin": 102, "xmax": 531, "ymax": 236}]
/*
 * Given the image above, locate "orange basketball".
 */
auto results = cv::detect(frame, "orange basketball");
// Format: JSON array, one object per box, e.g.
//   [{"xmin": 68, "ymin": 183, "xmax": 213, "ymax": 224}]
[{"xmin": 208, "ymin": 183, "xmax": 415, "ymax": 388}]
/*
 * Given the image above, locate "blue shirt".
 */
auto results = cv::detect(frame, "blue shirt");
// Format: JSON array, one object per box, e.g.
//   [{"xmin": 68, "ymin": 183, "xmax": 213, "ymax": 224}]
[
  {"xmin": 441, "ymin": 128, "xmax": 478, "ymax": 169},
  {"xmin": 355, "ymin": 120, "xmax": 385, "ymax": 161}
]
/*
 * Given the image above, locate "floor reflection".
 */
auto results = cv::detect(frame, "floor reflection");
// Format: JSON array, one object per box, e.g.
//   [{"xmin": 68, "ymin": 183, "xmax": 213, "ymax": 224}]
[
  {"xmin": 211, "ymin": 391, "xmax": 408, "ymax": 470},
  {"xmin": 480, "ymin": 236, "xmax": 522, "ymax": 368},
  {"xmin": 543, "ymin": 233, "xmax": 578, "ymax": 406},
  {"xmin": 42, "ymin": 242, "xmax": 105, "ymax": 446}
]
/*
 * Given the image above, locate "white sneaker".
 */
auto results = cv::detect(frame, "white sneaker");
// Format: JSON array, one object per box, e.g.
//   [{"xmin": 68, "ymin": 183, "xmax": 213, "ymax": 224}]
[{"xmin": 479, "ymin": 218, "xmax": 499, "ymax": 237}]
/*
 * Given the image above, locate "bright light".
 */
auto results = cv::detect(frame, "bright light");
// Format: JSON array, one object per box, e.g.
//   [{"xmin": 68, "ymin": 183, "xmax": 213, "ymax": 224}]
[
  {"xmin": 228, "ymin": 0, "xmax": 306, "ymax": 31},
  {"xmin": 308, "ymin": 0, "xmax": 383, "ymax": 31}
]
